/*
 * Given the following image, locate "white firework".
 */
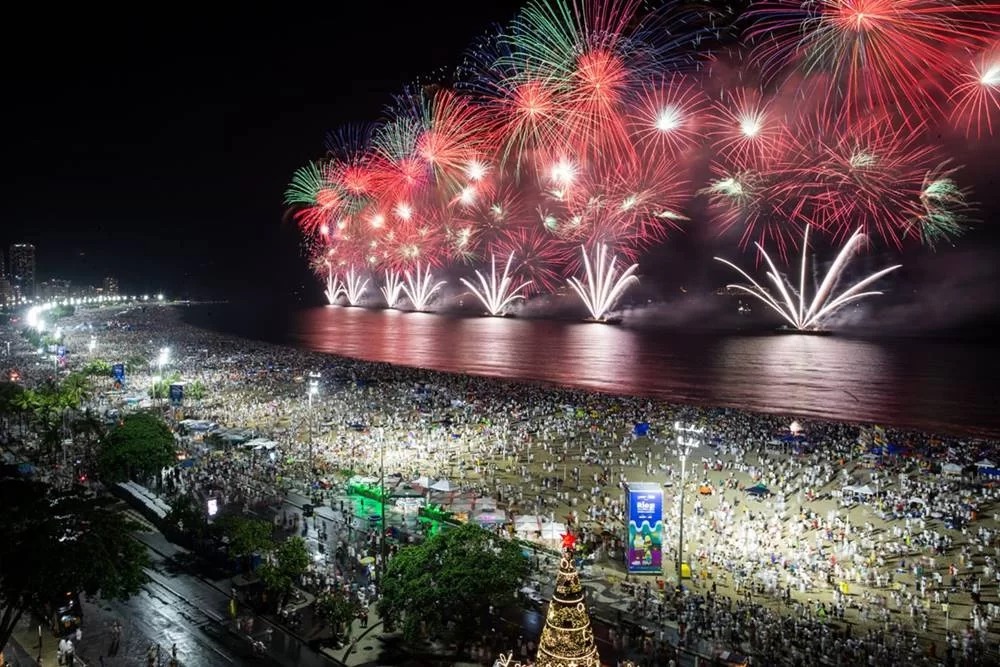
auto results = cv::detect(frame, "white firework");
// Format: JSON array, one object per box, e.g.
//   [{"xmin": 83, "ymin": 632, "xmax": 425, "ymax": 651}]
[
  {"xmin": 338, "ymin": 266, "xmax": 370, "ymax": 306},
  {"xmin": 402, "ymin": 263, "xmax": 446, "ymax": 311},
  {"xmin": 714, "ymin": 227, "xmax": 902, "ymax": 331},
  {"xmin": 567, "ymin": 244, "xmax": 639, "ymax": 321},
  {"xmin": 323, "ymin": 264, "xmax": 341, "ymax": 305},
  {"xmin": 460, "ymin": 253, "xmax": 532, "ymax": 316},
  {"xmin": 381, "ymin": 270, "xmax": 404, "ymax": 309}
]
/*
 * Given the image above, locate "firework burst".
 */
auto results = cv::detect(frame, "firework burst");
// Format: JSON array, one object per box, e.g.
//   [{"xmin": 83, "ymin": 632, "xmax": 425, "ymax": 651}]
[
  {"xmin": 715, "ymin": 226, "xmax": 902, "ymax": 330},
  {"xmin": 402, "ymin": 262, "xmax": 447, "ymax": 311},
  {"xmin": 460, "ymin": 253, "xmax": 533, "ymax": 316},
  {"xmin": 287, "ymin": 0, "xmax": 988, "ymax": 321},
  {"xmin": 567, "ymin": 244, "xmax": 639, "ymax": 321}
]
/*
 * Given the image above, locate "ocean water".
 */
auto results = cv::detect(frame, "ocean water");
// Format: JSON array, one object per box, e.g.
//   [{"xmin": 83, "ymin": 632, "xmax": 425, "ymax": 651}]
[{"xmin": 183, "ymin": 303, "xmax": 1000, "ymax": 439}]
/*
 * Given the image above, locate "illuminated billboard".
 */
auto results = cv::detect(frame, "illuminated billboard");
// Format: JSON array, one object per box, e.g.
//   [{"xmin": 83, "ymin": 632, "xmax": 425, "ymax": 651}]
[{"xmin": 626, "ymin": 482, "xmax": 663, "ymax": 573}]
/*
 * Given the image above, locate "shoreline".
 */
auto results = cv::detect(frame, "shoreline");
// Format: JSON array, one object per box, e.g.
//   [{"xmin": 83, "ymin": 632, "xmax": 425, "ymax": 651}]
[{"xmin": 178, "ymin": 302, "xmax": 1000, "ymax": 444}]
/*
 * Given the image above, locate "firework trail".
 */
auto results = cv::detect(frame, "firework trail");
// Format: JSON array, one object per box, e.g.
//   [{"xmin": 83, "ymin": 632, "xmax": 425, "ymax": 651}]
[
  {"xmin": 402, "ymin": 262, "xmax": 447, "ymax": 311},
  {"xmin": 715, "ymin": 226, "xmax": 902, "ymax": 330},
  {"xmin": 460, "ymin": 253, "xmax": 533, "ymax": 315},
  {"xmin": 338, "ymin": 267, "xmax": 370, "ymax": 306},
  {"xmin": 567, "ymin": 244, "xmax": 639, "ymax": 320},
  {"xmin": 381, "ymin": 270, "xmax": 405, "ymax": 309}
]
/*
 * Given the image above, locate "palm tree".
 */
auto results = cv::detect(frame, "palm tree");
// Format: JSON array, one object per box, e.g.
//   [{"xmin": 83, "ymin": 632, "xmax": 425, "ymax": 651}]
[
  {"xmin": 60, "ymin": 373, "xmax": 93, "ymax": 410},
  {"xmin": 11, "ymin": 389, "xmax": 40, "ymax": 436}
]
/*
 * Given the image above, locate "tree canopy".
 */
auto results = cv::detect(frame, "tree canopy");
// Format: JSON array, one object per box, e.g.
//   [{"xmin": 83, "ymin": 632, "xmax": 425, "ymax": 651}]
[
  {"xmin": 259, "ymin": 536, "xmax": 310, "ymax": 602},
  {"xmin": 377, "ymin": 522, "xmax": 529, "ymax": 645},
  {"xmin": 0, "ymin": 478, "xmax": 148, "ymax": 655},
  {"xmin": 219, "ymin": 516, "xmax": 274, "ymax": 559},
  {"xmin": 98, "ymin": 411, "xmax": 176, "ymax": 482}
]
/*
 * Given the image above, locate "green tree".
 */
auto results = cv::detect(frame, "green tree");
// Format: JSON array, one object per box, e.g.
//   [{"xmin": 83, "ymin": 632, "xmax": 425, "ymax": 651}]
[
  {"xmin": 10, "ymin": 388, "xmax": 40, "ymax": 437},
  {"xmin": 149, "ymin": 372, "xmax": 181, "ymax": 400},
  {"xmin": 315, "ymin": 590, "xmax": 358, "ymax": 642},
  {"xmin": 186, "ymin": 380, "xmax": 207, "ymax": 401},
  {"xmin": 0, "ymin": 478, "xmax": 149, "ymax": 656},
  {"xmin": 219, "ymin": 516, "xmax": 274, "ymax": 568},
  {"xmin": 125, "ymin": 354, "xmax": 148, "ymax": 375},
  {"xmin": 98, "ymin": 412, "xmax": 176, "ymax": 483},
  {"xmin": 259, "ymin": 537, "xmax": 310, "ymax": 607},
  {"xmin": 81, "ymin": 359, "xmax": 111, "ymax": 377},
  {"xmin": 60, "ymin": 372, "xmax": 94, "ymax": 410},
  {"xmin": 165, "ymin": 494, "xmax": 208, "ymax": 539},
  {"xmin": 0, "ymin": 382, "xmax": 26, "ymax": 436},
  {"xmin": 377, "ymin": 523, "xmax": 529, "ymax": 648}
]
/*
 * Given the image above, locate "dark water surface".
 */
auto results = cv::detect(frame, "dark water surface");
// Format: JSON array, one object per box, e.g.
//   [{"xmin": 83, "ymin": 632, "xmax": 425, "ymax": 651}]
[{"xmin": 184, "ymin": 304, "xmax": 1000, "ymax": 439}]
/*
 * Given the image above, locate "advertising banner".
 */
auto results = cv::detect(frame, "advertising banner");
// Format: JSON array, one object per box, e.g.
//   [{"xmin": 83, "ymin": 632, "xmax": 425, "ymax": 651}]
[
  {"xmin": 626, "ymin": 482, "xmax": 663, "ymax": 573},
  {"xmin": 169, "ymin": 383, "xmax": 184, "ymax": 407}
]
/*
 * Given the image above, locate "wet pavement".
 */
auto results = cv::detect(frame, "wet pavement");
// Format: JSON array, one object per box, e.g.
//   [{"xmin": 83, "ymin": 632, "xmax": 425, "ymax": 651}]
[{"xmin": 7, "ymin": 521, "xmax": 337, "ymax": 667}]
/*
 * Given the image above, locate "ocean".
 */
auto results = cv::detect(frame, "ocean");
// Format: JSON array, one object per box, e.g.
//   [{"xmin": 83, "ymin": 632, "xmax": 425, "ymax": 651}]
[{"xmin": 183, "ymin": 303, "xmax": 1000, "ymax": 439}]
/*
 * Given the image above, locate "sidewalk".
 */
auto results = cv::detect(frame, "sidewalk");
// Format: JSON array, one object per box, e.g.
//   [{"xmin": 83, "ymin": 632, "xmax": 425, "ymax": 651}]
[{"xmin": 7, "ymin": 615, "xmax": 87, "ymax": 667}]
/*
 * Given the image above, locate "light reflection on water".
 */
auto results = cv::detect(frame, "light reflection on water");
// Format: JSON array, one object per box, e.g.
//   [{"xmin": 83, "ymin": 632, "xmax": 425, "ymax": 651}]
[{"xmin": 204, "ymin": 304, "xmax": 1000, "ymax": 438}]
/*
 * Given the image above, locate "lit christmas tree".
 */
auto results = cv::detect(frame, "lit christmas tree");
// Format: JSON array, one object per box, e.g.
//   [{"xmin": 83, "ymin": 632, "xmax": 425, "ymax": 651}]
[{"xmin": 497, "ymin": 533, "xmax": 613, "ymax": 667}]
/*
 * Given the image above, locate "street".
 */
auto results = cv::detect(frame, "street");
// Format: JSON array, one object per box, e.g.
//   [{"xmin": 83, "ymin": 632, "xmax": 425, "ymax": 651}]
[{"xmin": 8, "ymin": 519, "xmax": 336, "ymax": 667}]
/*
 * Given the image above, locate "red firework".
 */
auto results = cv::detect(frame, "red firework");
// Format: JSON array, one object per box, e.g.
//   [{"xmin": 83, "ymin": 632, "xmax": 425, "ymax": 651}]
[
  {"xmin": 480, "ymin": 76, "xmax": 569, "ymax": 170},
  {"xmin": 710, "ymin": 88, "xmax": 786, "ymax": 169},
  {"xmin": 950, "ymin": 46, "xmax": 1000, "ymax": 138},
  {"xmin": 700, "ymin": 163, "xmax": 806, "ymax": 260},
  {"xmin": 797, "ymin": 113, "xmax": 941, "ymax": 247},
  {"xmin": 415, "ymin": 89, "xmax": 489, "ymax": 189},
  {"xmin": 746, "ymin": 0, "xmax": 1000, "ymax": 124},
  {"xmin": 564, "ymin": 47, "xmax": 634, "ymax": 159},
  {"xmin": 489, "ymin": 227, "xmax": 566, "ymax": 294}
]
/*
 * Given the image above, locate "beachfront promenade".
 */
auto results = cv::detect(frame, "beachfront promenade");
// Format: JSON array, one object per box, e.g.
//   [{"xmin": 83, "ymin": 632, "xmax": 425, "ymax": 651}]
[{"xmin": 4, "ymin": 302, "xmax": 1000, "ymax": 665}]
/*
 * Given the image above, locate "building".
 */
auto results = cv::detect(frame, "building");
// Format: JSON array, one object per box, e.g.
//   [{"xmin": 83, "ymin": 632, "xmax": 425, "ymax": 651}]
[
  {"xmin": 103, "ymin": 276, "xmax": 119, "ymax": 296},
  {"xmin": 9, "ymin": 243, "xmax": 36, "ymax": 301},
  {"xmin": 0, "ymin": 277, "xmax": 12, "ymax": 308},
  {"xmin": 38, "ymin": 279, "xmax": 72, "ymax": 301}
]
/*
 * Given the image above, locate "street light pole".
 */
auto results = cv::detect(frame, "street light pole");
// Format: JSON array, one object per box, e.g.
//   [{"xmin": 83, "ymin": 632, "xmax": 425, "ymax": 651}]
[
  {"xmin": 378, "ymin": 427, "xmax": 387, "ymax": 585},
  {"xmin": 307, "ymin": 372, "xmax": 320, "ymax": 474},
  {"xmin": 673, "ymin": 421, "xmax": 703, "ymax": 586}
]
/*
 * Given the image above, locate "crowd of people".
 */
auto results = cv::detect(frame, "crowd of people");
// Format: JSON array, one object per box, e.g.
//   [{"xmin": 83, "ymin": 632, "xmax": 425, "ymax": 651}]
[{"xmin": 7, "ymin": 303, "xmax": 1000, "ymax": 665}]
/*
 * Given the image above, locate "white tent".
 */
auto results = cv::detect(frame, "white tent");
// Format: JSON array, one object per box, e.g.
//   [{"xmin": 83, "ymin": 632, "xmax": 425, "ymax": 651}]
[
  {"xmin": 476, "ymin": 497, "xmax": 498, "ymax": 511},
  {"xmin": 941, "ymin": 463, "xmax": 963, "ymax": 476},
  {"xmin": 430, "ymin": 479, "xmax": 454, "ymax": 492},
  {"xmin": 976, "ymin": 460, "xmax": 996, "ymax": 468},
  {"xmin": 411, "ymin": 475, "xmax": 432, "ymax": 489},
  {"xmin": 854, "ymin": 485, "xmax": 876, "ymax": 496},
  {"xmin": 540, "ymin": 522, "xmax": 568, "ymax": 541},
  {"xmin": 514, "ymin": 515, "xmax": 547, "ymax": 534},
  {"xmin": 515, "ymin": 514, "xmax": 546, "ymax": 526},
  {"xmin": 448, "ymin": 498, "xmax": 475, "ymax": 513}
]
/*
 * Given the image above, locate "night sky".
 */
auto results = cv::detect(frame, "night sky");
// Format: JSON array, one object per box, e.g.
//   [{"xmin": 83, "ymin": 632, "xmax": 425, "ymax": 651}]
[
  {"xmin": 3, "ymin": 3, "xmax": 999, "ymax": 328},
  {"xmin": 1, "ymin": 2, "xmax": 523, "ymax": 300}
]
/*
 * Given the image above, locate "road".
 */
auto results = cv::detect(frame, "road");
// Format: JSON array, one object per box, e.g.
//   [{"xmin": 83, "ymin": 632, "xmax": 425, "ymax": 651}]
[{"xmin": 63, "ymin": 521, "xmax": 334, "ymax": 667}]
